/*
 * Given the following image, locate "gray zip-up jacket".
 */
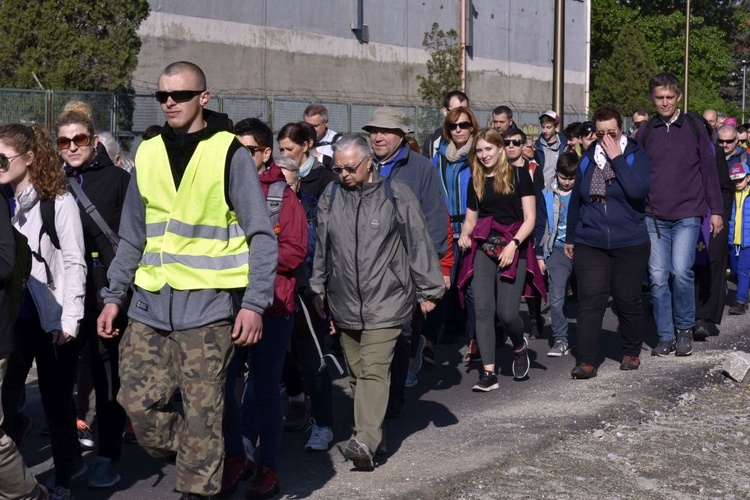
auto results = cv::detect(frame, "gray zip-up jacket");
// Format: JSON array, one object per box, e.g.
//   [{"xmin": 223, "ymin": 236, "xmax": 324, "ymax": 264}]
[
  {"xmin": 101, "ymin": 113, "xmax": 277, "ymax": 331},
  {"xmin": 310, "ymin": 179, "xmax": 444, "ymax": 331}
]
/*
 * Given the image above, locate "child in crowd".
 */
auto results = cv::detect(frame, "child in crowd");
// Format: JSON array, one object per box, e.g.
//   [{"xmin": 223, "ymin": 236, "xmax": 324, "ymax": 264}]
[
  {"xmin": 534, "ymin": 152, "xmax": 579, "ymax": 355},
  {"xmin": 728, "ymin": 162, "xmax": 750, "ymax": 315}
]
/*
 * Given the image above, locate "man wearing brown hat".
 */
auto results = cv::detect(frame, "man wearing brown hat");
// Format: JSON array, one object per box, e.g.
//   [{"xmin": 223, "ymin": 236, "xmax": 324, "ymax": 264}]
[{"xmin": 362, "ymin": 107, "xmax": 449, "ymax": 415}]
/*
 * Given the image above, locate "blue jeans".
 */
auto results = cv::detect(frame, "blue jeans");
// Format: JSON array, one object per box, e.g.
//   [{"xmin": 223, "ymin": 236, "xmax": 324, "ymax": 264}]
[
  {"xmin": 647, "ymin": 217, "xmax": 701, "ymax": 340},
  {"xmin": 729, "ymin": 246, "xmax": 750, "ymax": 302},
  {"xmin": 223, "ymin": 315, "xmax": 293, "ymax": 468},
  {"xmin": 546, "ymin": 246, "xmax": 574, "ymax": 341}
]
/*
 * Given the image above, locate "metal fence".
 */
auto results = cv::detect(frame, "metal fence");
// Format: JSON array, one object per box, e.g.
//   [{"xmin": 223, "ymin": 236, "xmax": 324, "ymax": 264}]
[{"xmin": 0, "ymin": 88, "xmax": 588, "ymax": 155}]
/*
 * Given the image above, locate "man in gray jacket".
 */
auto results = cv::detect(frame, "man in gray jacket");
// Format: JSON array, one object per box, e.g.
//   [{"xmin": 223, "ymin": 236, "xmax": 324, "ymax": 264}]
[{"xmin": 97, "ymin": 61, "xmax": 277, "ymax": 499}]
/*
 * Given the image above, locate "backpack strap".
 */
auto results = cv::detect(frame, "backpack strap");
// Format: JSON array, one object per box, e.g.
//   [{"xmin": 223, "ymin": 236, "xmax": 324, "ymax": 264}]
[
  {"xmin": 67, "ymin": 178, "xmax": 119, "ymax": 252},
  {"xmin": 328, "ymin": 181, "xmax": 339, "ymax": 207},
  {"xmin": 39, "ymin": 198, "xmax": 60, "ymax": 250},
  {"xmin": 266, "ymin": 180, "xmax": 286, "ymax": 229}
]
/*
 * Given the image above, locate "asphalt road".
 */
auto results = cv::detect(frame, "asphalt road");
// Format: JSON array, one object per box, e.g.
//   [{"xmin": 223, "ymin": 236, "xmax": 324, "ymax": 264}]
[{"xmin": 17, "ymin": 293, "xmax": 749, "ymax": 499}]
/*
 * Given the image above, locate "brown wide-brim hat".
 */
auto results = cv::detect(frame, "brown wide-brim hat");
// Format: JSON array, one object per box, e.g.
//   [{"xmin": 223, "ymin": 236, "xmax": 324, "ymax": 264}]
[{"xmin": 362, "ymin": 107, "xmax": 412, "ymax": 134}]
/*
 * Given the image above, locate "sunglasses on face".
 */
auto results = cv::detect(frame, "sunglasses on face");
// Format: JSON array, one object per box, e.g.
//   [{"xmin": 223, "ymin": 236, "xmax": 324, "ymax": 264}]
[
  {"xmin": 332, "ymin": 155, "xmax": 368, "ymax": 175},
  {"xmin": 595, "ymin": 130, "xmax": 619, "ymax": 140},
  {"xmin": 245, "ymin": 145, "xmax": 268, "ymax": 155},
  {"xmin": 448, "ymin": 121, "xmax": 472, "ymax": 131},
  {"xmin": 56, "ymin": 133, "xmax": 91, "ymax": 150},
  {"xmin": 717, "ymin": 138, "xmax": 738, "ymax": 145},
  {"xmin": 504, "ymin": 139, "xmax": 524, "ymax": 147},
  {"xmin": 154, "ymin": 90, "xmax": 204, "ymax": 104},
  {"xmin": 0, "ymin": 153, "xmax": 22, "ymax": 172}
]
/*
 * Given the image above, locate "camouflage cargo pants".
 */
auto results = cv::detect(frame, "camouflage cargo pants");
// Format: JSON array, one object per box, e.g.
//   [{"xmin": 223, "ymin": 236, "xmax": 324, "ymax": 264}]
[{"xmin": 118, "ymin": 320, "xmax": 234, "ymax": 496}]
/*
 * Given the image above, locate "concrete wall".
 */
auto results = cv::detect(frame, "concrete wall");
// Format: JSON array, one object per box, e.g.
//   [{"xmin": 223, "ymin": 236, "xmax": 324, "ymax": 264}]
[{"xmin": 134, "ymin": 0, "xmax": 589, "ymax": 115}]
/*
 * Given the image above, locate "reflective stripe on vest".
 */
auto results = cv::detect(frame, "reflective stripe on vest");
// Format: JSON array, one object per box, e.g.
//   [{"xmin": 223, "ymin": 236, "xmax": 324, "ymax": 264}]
[{"xmin": 134, "ymin": 132, "xmax": 250, "ymax": 291}]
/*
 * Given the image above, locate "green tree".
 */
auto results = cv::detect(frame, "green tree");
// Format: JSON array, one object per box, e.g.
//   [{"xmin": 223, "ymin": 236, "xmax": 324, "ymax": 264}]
[
  {"xmin": 0, "ymin": 0, "xmax": 150, "ymax": 92},
  {"xmin": 591, "ymin": 25, "xmax": 658, "ymax": 113},
  {"xmin": 416, "ymin": 22, "xmax": 461, "ymax": 109}
]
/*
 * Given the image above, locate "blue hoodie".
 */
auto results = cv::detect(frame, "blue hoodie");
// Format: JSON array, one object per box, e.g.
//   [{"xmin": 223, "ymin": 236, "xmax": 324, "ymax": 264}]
[{"xmin": 566, "ymin": 137, "xmax": 651, "ymax": 249}]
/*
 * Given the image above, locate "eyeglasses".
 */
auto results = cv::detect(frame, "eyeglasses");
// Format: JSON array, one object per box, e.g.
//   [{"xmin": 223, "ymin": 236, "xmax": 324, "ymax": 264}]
[
  {"xmin": 154, "ymin": 90, "xmax": 205, "ymax": 104},
  {"xmin": 448, "ymin": 121, "xmax": 472, "ymax": 131},
  {"xmin": 56, "ymin": 133, "xmax": 91, "ymax": 150},
  {"xmin": 0, "ymin": 153, "xmax": 22, "ymax": 172},
  {"xmin": 595, "ymin": 131, "xmax": 619, "ymax": 140},
  {"xmin": 504, "ymin": 139, "xmax": 524, "ymax": 147},
  {"xmin": 718, "ymin": 138, "xmax": 738, "ymax": 145},
  {"xmin": 332, "ymin": 155, "xmax": 369, "ymax": 175},
  {"xmin": 245, "ymin": 145, "xmax": 268, "ymax": 155}
]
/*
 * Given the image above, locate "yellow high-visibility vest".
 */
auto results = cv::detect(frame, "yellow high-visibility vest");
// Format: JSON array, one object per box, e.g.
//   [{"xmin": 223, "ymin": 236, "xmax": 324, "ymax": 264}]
[{"xmin": 133, "ymin": 132, "xmax": 249, "ymax": 291}]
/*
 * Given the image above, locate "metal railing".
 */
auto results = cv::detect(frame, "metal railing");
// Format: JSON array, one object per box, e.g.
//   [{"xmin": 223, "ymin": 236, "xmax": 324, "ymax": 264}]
[{"xmin": 0, "ymin": 88, "xmax": 588, "ymax": 154}]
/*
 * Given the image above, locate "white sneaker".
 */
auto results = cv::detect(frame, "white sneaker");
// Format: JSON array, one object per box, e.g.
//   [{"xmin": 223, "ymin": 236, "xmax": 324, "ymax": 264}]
[{"xmin": 305, "ymin": 419, "xmax": 333, "ymax": 451}]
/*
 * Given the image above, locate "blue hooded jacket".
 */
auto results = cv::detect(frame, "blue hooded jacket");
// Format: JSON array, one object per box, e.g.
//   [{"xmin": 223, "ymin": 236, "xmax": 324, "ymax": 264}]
[{"xmin": 432, "ymin": 139, "xmax": 472, "ymax": 236}]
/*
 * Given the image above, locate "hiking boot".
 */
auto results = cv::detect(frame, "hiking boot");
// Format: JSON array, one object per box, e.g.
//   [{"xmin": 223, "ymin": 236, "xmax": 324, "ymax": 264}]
[
  {"xmin": 464, "ymin": 339, "xmax": 481, "ymax": 364},
  {"xmin": 675, "ymin": 328, "xmax": 693, "ymax": 356},
  {"xmin": 729, "ymin": 300, "xmax": 747, "ymax": 315},
  {"xmin": 651, "ymin": 340, "xmax": 676, "ymax": 357},
  {"xmin": 693, "ymin": 319, "xmax": 709, "ymax": 341},
  {"xmin": 529, "ymin": 315, "xmax": 545, "ymax": 339},
  {"xmin": 512, "ymin": 337, "xmax": 530, "ymax": 379},
  {"xmin": 219, "ymin": 456, "xmax": 254, "ymax": 496},
  {"xmin": 87, "ymin": 456, "xmax": 121, "ymax": 489},
  {"xmin": 77, "ymin": 419, "xmax": 95, "ymax": 450},
  {"xmin": 547, "ymin": 339, "xmax": 570, "ymax": 357},
  {"xmin": 283, "ymin": 394, "xmax": 309, "ymax": 431},
  {"xmin": 620, "ymin": 355, "xmax": 641, "ymax": 371},
  {"xmin": 571, "ymin": 363, "xmax": 597, "ymax": 379},
  {"xmin": 305, "ymin": 419, "xmax": 334, "ymax": 451},
  {"xmin": 343, "ymin": 438, "xmax": 374, "ymax": 470},
  {"xmin": 245, "ymin": 466, "xmax": 280, "ymax": 499},
  {"xmin": 472, "ymin": 370, "xmax": 499, "ymax": 392}
]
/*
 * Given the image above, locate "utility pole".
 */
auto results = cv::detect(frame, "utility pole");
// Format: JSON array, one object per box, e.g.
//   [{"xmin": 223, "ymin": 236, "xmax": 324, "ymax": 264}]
[
  {"xmin": 683, "ymin": 0, "xmax": 691, "ymax": 112},
  {"xmin": 552, "ymin": 0, "xmax": 565, "ymax": 126}
]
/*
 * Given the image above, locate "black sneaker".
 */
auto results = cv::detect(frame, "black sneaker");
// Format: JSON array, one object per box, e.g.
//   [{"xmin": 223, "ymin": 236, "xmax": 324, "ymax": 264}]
[
  {"xmin": 651, "ymin": 340, "xmax": 676, "ymax": 356},
  {"xmin": 343, "ymin": 438, "xmax": 374, "ymax": 470},
  {"xmin": 729, "ymin": 300, "xmax": 747, "ymax": 315},
  {"xmin": 472, "ymin": 371, "xmax": 499, "ymax": 392},
  {"xmin": 675, "ymin": 328, "xmax": 693, "ymax": 356},
  {"xmin": 512, "ymin": 338, "xmax": 530, "ymax": 379},
  {"xmin": 693, "ymin": 319, "xmax": 709, "ymax": 341}
]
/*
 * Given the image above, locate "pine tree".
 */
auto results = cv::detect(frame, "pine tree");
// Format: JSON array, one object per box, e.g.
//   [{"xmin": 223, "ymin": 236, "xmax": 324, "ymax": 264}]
[{"xmin": 416, "ymin": 23, "xmax": 462, "ymax": 109}]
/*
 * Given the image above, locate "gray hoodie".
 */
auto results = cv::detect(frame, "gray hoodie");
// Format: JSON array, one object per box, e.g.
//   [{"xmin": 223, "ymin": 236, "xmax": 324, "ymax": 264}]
[{"xmin": 101, "ymin": 113, "xmax": 277, "ymax": 331}]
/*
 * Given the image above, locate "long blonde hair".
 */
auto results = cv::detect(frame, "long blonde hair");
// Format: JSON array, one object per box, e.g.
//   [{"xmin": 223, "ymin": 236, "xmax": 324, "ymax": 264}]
[{"xmin": 469, "ymin": 128, "xmax": 514, "ymax": 201}]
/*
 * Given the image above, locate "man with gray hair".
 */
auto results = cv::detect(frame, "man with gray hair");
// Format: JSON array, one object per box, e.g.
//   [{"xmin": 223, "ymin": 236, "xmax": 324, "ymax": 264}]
[
  {"xmin": 303, "ymin": 104, "xmax": 339, "ymax": 157},
  {"xmin": 718, "ymin": 124, "xmax": 746, "ymax": 167}
]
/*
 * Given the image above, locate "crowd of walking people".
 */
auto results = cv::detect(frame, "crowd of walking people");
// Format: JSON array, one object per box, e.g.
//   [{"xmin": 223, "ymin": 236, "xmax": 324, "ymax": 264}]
[{"xmin": 0, "ymin": 62, "xmax": 745, "ymax": 500}]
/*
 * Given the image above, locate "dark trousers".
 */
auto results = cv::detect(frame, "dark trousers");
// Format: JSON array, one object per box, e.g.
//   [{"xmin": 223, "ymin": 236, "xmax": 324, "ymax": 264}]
[
  {"xmin": 573, "ymin": 242, "xmax": 650, "ymax": 366},
  {"xmin": 1, "ymin": 316, "xmax": 81, "ymax": 488},
  {"xmin": 79, "ymin": 305, "xmax": 127, "ymax": 461},
  {"xmin": 695, "ymin": 221, "xmax": 729, "ymax": 324}
]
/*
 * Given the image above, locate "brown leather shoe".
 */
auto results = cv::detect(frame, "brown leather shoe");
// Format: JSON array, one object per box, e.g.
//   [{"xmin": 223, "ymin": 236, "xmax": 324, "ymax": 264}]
[
  {"xmin": 571, "ymin": 363, "xmax": 597, "ymax": 379},
  {"xmin": 219, "ymin": 456, "xmax": 254, "ymax": 496},
  {"xmin": 620, "ymin": 355, "xmax": 641, "ymax": 371},
  {"xmin": 245, "ymin": 466, "xmax": 280, "ymax": 499}
]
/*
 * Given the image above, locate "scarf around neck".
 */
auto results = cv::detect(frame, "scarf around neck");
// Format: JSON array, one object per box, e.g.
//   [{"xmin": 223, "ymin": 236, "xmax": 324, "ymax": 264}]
[
  {"xmin": 590, "ymin": 134, "xmax": 628, "ymax": 203},
  {"xmin": 446, "ymin": 137, "xmax": 474, "ymax": 163},
  {"xmin": 299, "ymin": 156, "xmax": 315, "ymax": 179}
]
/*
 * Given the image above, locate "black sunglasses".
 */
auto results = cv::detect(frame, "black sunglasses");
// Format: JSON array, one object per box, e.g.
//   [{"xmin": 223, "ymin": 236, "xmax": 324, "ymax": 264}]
[
  {"xmin": 504, "ymin": 139, "xmax": 524, "ymax": 147},
  {"xmin": 0, "ymin": 153, "xmax": 22, "ymax": 172},
  {"xmin": 56, "ymin": 133, "xmax": 91, "ymax": 150},
  {"xmin": 717, "ymin": 138, "xmax": 738, "ymax": 145},
  {"xmin": 448, "ymin": 121, "xmax": 472, "ymax": 131},
  {"xmin": 154, "ymin": 90, "xmax": 205, "ymax": 104}
]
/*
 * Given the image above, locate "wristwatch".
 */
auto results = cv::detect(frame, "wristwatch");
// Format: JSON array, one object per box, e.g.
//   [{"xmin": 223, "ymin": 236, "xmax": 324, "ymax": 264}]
[{"xmin": 512, "ymin": 238, "xmax": 521, "ymax": 247}]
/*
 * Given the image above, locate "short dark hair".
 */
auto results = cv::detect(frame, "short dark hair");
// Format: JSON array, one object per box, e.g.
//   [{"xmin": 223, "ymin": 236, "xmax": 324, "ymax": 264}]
[
  {"xmin": 649, "ymin": 72, "xmax": 682, "ymax": 97},
  {"xmin": 592, "ymin": 106, "xmax": 623, "ymax": 131},
  {"xmin": 443, "ymin": 90, "xmax": 469, "ymax": 110},
  {"xmin": 297, "ymin": 121, "xmax": 318, "ymax": 144},
  {"xmin": 235, "ymin": 118, "xmax": 272, "ymax": 148},
  {"xmin": 578, "ymin": 121, "xmax": 595, "ymax": 138},
  {"xmin": 563, "ymin": 122, "xmax": 583, "ymax": 141},
  {"xmin": 555, "ymin": 152, "xmax": 579, "ymax": 178},
  {"xmin": 632, "ymin": 106, "xmax": 649, "ymax": 117},
  {"xmin": 502, "ymin": 127, "xmax": 526, "ymax": 143},
  {"xmin": 492, "ymin": 105, "xmax": 513, "ymax": 119},
  {"xmin": 277, "ymin": 122, "xmax": 310, "ymax": 147}
]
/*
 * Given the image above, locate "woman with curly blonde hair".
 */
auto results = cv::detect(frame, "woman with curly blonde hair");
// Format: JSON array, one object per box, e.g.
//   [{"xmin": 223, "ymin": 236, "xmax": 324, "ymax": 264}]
[
  {"xmin": 458, "ymin": 127, "xmax": 544, "ymax": 392},
  {"xmin": 0, "ymin": 123, "xmax": 87, "ymax": 499}
]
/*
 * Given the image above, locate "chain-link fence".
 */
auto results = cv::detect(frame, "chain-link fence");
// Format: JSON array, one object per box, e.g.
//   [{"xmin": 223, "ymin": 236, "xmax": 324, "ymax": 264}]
[{"xmin": 0, "ymin": 88, "xmax": 588, "ymax": 155}]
